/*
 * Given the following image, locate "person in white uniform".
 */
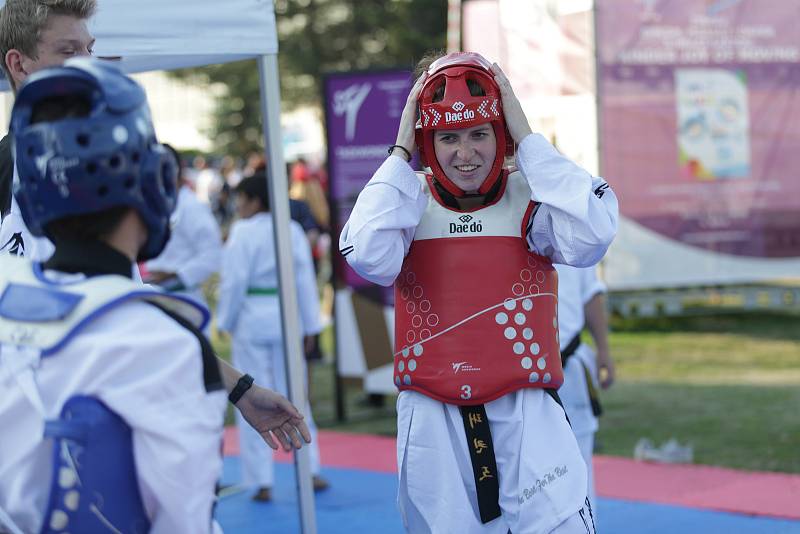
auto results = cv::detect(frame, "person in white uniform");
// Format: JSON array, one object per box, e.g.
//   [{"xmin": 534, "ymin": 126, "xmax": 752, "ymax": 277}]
[
  {"xmin": 553, "ymin": 265, "xmax": 616, "ymax": 517},
  {"xmin": 144, "ymin": 144, "xmax": 222, "ymax": 308},
  {"xmin": 0, "ymin": 59, "xmax": 311, "ymax": 534},
  {"xmin": 0, "ymin": 0, "xmax": 98, "ymax": 261},
  {"xmin": 0, "ymin": 1, "xmax": 309, "ymax": 439},
  {"xmin": 218, "ymin": 173, "xmax": 329, "ymax": 502},
  {"xmin": 340, "ymin": 52, "xmax": 618, "ymax": 533}
]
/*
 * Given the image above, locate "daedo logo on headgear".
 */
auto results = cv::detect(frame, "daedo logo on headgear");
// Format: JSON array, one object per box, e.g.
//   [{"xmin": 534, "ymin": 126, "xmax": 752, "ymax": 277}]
[
  {"xmin": 446, "ymin": 101, "xmax": 474, "ymax": 124},
  {"xmin": 450, "ymin": 214, "xmax": 482, "ymax": 234}
]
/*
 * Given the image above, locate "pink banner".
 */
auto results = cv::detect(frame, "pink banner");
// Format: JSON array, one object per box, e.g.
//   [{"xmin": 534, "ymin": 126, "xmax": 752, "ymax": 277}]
[{"xmin": 597, "ymin": 0, "xmax": 800, "ymax": 258}]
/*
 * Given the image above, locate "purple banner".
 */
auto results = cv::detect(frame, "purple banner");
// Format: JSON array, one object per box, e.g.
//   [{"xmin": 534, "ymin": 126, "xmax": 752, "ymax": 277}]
[
  {"xmin": 597, "ymin": 0, "xmax": 800, "ymax": 258},
  {"xmin": 325, "ymin": 70, "xmax": 415, "ymax": 299}
]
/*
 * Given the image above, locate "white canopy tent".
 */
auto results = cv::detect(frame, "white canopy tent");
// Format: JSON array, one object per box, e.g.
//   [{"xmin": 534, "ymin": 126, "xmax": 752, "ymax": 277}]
[{"xmin": 0, "ymin": 0, "xmax": 317, "ymax": 531}]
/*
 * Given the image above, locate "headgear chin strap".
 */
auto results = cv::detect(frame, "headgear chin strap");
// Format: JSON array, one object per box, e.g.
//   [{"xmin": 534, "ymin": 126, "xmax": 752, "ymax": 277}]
[{"xmin": 415, "ymin": 52, "xmax": 514, "ymax": 197}]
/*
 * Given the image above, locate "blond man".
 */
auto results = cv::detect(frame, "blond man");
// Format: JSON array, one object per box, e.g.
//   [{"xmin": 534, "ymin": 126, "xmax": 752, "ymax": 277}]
[{"xmin": 0, "ymin": 0, "xmax": 96, "ymax": 253}]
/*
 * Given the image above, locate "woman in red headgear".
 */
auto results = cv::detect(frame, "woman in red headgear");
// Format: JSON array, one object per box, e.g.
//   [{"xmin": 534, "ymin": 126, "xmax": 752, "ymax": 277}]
[{"xmin": 340, "ymin": 51, "xmax": 618, "ymax": 534}]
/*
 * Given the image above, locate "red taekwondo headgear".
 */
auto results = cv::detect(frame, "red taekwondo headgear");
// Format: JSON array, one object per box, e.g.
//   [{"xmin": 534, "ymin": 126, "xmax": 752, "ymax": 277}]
[{"xmin": 415, "ymin": 52, "xmax": 514, "ymax": 197}]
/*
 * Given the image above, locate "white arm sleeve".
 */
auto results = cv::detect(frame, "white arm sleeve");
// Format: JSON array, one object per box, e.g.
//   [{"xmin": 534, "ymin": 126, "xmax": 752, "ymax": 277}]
[
  {"xmin": 580, "ymin": 266, "xmax": 607, "ymax": 304},
  {"xmin": 176, "ymin": 202, "xmax": 222, "ymax": 289},
  {"xmin": 518, "ymin": 134, "xmax": 619, "ymax": 267},
  {"xmin": 216, "ymin": 223, "xmax": 249, "ymax": 333},
  {"xmin": 339, "ymin": 156, "xmax": 427, "ymax": 287},
  {"xmin": 292, "ymin": 222, "xmax": 322, "ymax": 336}
]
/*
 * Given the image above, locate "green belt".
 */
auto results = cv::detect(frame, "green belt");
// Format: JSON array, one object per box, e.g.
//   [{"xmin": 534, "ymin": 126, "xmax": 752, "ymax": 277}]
[{"xmin": 247, "ymin": 287, "xmax": 278, "ymax": 296}]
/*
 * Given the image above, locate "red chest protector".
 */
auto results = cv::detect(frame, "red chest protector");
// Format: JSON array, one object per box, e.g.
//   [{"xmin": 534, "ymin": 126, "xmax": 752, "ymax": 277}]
[{"xmin": 393, "ymin": 171, "xmax": 563, "ymax": 405}]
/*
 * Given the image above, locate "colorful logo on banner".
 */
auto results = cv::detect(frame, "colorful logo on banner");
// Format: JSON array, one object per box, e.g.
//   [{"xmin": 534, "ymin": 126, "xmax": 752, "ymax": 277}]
[{"xmin": 676, "ymin": 68, "xmax": 751, "ymax": 181}]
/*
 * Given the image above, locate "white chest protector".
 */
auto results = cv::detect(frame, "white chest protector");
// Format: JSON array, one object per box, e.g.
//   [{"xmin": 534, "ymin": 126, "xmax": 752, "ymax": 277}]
[
  {"xmin": 0, "ymin": 254, "xmax": 211, "ymax": 534},
  {"xmin": 0, "ymin": 255, "xmax": 208, "ymax": 353}
]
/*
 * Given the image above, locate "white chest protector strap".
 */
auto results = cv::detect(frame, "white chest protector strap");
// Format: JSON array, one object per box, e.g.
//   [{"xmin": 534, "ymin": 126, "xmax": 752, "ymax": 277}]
[
  {"xmin": 0, "ymin": 254, "xmax": 212, "ymax": 416},
  {"xmin": 0, "ymin": 254, "xmax": 208, "ymax": 355}
]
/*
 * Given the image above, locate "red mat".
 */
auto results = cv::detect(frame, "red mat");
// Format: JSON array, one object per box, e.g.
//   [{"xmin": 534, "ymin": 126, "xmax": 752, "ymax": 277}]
[
  {"xmin": 223, "ymin": 427, "xmax": 800, "ymax": 520},
  {"xmin": 595, "ymin": 455, "xmax": 800, "ymax": 520},
  {"xmin": 223, "ymin": 427, "xmax": 396, "ymax": 473}
]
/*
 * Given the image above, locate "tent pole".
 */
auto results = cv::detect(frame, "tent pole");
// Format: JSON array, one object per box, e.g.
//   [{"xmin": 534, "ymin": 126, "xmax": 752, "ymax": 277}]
[{"xmin": 257, "ymin": 53, "xmax": 318, "ymax": 534}]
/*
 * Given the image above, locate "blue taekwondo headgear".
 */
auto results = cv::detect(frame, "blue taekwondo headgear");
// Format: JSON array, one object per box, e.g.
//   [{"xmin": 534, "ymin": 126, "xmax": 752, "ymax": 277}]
[{"xmin": 10, "ymin": 57, "xmax": 177, "ymax": 260}]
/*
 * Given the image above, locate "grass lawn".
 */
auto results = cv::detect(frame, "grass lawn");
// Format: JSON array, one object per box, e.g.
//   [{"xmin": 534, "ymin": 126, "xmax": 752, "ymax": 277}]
[
  {"xmin": 594, "ymin": 312, "xmax": 800, "ymax": 473},
  {"xmin": 212, "ymin": 311, "xmax": 800, "ymax": 474}
]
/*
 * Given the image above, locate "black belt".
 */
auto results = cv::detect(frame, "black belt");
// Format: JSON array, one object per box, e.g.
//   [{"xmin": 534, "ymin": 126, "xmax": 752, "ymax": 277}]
[
  {"xmin": 459, "ymin": 405, "xmax": 501, "ymax": 523},
  {"xmin": 560, "ymin": 332, "xmax": 582, "ymax": 364},
  {"xmin": 560, "ymin": 332, "xmax": 603, "ymax": 417},
  {"xmin": 457, "ymin": 332, "xmax": 584, "ymax": 525},
  {"xmin": 459, "ymin": 390, "xmax": 566, "ymax": 524}
]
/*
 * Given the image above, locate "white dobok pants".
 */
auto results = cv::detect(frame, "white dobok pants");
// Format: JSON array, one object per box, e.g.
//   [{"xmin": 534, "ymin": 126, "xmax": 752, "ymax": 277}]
[
  {"xmin": 559, "ymin": 344, "xmax": 601, "ymax": 516},
  {"xmin": 396, "ymin": 388, "xmax": 594, "ymax": 533},
  {"xmin": 232, "ymin": 337, "xmax": 321, "ymax": 487}
]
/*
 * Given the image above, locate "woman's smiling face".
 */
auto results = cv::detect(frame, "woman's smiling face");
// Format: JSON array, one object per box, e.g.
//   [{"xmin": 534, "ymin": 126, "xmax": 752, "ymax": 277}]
[{"xmin": 433, "ymin": 124, "xmax": 497, "ymax": 193}]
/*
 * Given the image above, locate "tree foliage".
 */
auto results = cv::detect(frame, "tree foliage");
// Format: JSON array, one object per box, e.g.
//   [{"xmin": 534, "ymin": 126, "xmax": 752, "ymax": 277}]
[{"xmin": 171, "ymin": 0, "xmax": 447, "ymax": 157}]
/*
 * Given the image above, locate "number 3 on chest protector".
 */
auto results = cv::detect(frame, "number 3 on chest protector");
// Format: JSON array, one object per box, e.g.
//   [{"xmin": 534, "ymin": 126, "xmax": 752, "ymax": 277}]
[{"xmin": 461, "ymin": 385, "xmax": 472, "ymax": 400}]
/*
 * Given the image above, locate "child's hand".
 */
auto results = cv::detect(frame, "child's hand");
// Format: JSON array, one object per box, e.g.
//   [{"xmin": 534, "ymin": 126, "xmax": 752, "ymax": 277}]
[{"xmin": 236, "ymin": 384, "xmax": 312, "ymax": 451}]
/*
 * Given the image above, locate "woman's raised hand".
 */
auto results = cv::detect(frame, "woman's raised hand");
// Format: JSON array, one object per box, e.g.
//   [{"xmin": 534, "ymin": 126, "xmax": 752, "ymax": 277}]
[
  {"xmin": 491, "ymin": 62, "xmax": 533, "ymax": 144},
  {"xmin": 394, "ymin": 72, "xmax": 428, "ymax": 156}
]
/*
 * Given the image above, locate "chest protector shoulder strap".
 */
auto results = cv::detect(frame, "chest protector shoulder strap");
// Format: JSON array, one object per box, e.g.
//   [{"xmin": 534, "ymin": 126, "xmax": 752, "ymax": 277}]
[
  {"xmin": 0, "ymin": 255, "xmax": 208, "ymax": 353},
  {"xmin": 0, "ymin": 255, "xmax": 211, "ymax": 533},
  {"xmin": 394, "ymin": 171, "xmax": 563, "ymax": 405}
]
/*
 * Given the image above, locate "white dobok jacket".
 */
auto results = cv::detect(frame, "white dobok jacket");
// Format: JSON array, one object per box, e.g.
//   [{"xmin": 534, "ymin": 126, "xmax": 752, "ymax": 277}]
[
  {"xmin": 145, "ymin": 186, "xmax": 222, "ymax": 305},
  {"xmin": 217, "ymin": 212, "xmax": 321, "ymax": 341},
  {"xmin": 0, "ymin": 262, "xmax": 224, "ymax": 534},
  {"xmin": 554, "ymin": 264, "xmax": 607, "ymax": 438},
  {"xmin": 340, "ymin": 133, "xmax": 618, "ymax": 534}
]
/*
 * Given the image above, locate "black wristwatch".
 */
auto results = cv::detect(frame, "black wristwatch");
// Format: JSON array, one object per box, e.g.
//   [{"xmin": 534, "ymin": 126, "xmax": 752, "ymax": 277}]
[{"xmin": 228, "ymin": 373, "xmax": 255, "ymax": 405}]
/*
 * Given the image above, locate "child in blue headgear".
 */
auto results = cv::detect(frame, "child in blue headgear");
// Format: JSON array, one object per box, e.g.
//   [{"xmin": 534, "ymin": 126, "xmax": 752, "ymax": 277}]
[{"xmin": 0, "ymin": 58, "xmax": 309, "ymax": 534}]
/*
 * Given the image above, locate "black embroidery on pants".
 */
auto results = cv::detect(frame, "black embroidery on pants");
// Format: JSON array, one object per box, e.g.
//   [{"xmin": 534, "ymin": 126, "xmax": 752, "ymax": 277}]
[{"xmin": 460, "ymin": 404, "xmax": 501, "ymax": 523}]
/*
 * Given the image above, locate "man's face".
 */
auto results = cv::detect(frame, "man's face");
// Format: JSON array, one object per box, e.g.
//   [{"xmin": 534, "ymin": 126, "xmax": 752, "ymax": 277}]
[{"xmin": 12, "ymin": 14, "xmax": 94, "ymax": 87}]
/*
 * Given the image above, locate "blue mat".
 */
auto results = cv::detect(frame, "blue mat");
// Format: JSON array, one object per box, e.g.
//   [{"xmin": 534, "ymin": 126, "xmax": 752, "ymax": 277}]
[
  {"xmin": 216, "ymin": 458, "xmax": 800, "ymax": 533},
  {"xmin": 598, "ymin": 499, "xmax": 800, "ymax": 534},
  {"xmin": 216, "ymin": 458, "xmax": 405, "ymax": 533}
]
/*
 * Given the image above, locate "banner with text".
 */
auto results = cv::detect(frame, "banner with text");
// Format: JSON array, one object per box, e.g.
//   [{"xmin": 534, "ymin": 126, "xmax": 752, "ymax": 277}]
[
  {"xmin": 597, "ymin": 0, "xmax": 800, "ymax": 259},
  {"xmin": 325, "ymin": 70, "xmax": 415, "ymax": 298},
  {"xmin": 324, "ymin": 70, "xmax": 415, "ymax": 392}
]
